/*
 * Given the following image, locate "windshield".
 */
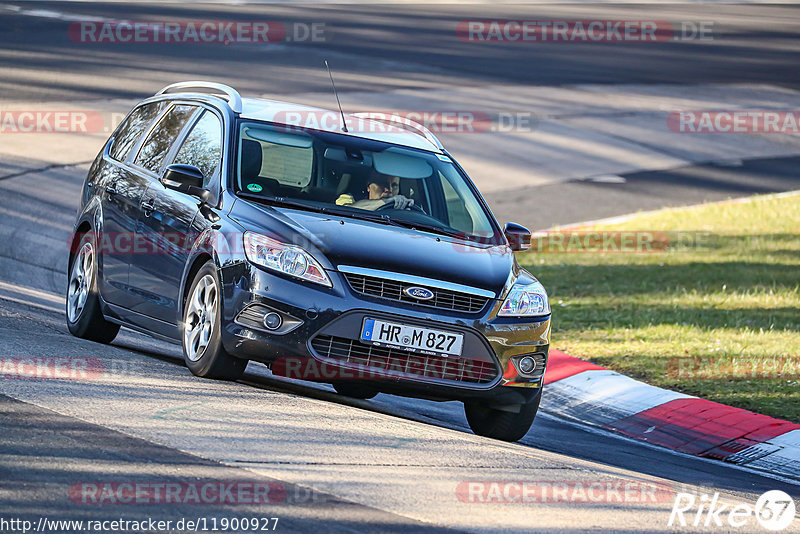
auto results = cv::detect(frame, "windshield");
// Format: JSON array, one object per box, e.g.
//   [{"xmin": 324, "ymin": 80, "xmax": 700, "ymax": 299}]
[{"xmin": 234, "ymin": 121, "xmax": 501, "ymax": 243}]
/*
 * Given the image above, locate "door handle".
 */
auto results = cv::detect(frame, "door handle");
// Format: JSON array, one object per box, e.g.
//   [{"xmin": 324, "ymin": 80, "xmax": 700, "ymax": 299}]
[{"xmin": 142, "ymin": 200, "xmax": 156, "ymax": 216}]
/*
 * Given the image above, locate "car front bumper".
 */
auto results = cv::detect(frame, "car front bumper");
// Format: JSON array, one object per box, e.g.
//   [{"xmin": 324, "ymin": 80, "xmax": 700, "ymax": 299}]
[{"xmin": 219, "ymin": 261, "xmax": 551, "ymax": 404}]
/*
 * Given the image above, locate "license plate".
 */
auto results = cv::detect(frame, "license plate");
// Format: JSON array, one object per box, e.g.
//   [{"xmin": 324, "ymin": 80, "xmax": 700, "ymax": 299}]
[{"xmin": 360, "ymin": 318, "xmax": 464, "ymax": 357}]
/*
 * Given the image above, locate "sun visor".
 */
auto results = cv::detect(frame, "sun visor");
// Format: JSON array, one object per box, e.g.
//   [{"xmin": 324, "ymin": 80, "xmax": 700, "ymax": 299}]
[
  {"xmin": 372, "ymin": 149, "xmax": 433, "ymax": 179},
  {"xmin": 244, "ymin": 127, "xmax": 312, "ymax": 149}
]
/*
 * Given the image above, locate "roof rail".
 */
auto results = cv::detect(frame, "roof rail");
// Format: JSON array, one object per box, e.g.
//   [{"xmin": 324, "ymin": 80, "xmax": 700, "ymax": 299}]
[
  {"xmin": 156, "ymin": 81, "xmax": 243, "ymax": 114},
  {"xmin": 351, "ymin": 112, "xmax": 444, "ymax": 151}
]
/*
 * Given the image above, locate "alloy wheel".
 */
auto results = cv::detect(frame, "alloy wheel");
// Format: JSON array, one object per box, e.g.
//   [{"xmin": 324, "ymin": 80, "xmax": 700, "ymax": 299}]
[
  {"xmin": 184, "ymin": 274, "xmax": 218, "ymax": 361},
  {"xmin": 67, "ymin": 242, "xmax": 94, "ymax": 323}
]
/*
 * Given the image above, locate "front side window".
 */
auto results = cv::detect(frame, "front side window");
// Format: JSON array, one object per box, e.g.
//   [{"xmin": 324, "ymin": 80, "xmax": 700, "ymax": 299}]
[
  {"xmin": 109, "ymin": 101, "xmax": 166, "ymax": 162},
  {"xmin": 134, "ymin": 104, "xmax": 197, "ymax": 173},
  {"xmin": 236, "ymin": 122, "xmax": 499, "ymax": 242},
  {"xmin": 173, "ymin": 110, "xmax": 223, "ymax": 186}
]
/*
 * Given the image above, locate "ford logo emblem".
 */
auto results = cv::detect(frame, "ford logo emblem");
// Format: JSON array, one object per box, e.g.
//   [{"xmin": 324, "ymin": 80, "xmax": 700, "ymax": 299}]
[{"xmin": 404, "ymin": 286, "xmax": 435, "ymax": 300}]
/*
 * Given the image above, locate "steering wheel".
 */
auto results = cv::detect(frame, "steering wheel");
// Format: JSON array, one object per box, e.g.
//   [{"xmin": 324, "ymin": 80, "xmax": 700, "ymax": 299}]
[{"xmin": 376, "ymin": 200, "xmax": 427, "ymax": 214}]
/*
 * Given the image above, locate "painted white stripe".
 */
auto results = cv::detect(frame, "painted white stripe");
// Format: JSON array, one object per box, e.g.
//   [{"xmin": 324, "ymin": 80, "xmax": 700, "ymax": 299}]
[
  {"xmin": 588, "ymin": 175, "xmax": 627, "ymax": 183},
  {"xmin": 738, "ymin": 447, "xmax": 800, "ymax": 479},
  {"xmin": 0, "ymin": 5, "xmax": 111, "ymax": 23},
  {"xmin": 542, "ymin": 369, "xmax": 693, "ymax": 427},
  {"xmin": 0, "ymin": 280, "xmax": 64, "ymax": 304},
  {"xmin": 0, "ymin": 293, "xmax": 62, "ymax": 314},
  {"xmin": 728, "ymin": 429, "xmax": 800, "ymax": 478},
  {"xmin": 765, "ymin": 429, "xmax": 800, "ymax": 448},
  {"xmin": 536, "ymin": 412, "xmax": 800, "ymax": 488},
  {"xmin": 727, "ymin": 442, "xmax": 784, "ymax": 465}
]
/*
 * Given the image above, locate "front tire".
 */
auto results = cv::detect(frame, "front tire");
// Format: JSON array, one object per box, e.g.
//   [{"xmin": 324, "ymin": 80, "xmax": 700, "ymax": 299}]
[
  {"xmin": 182, "ymin": 262, "xmax": 246, "ymax": 381},
  {"xmin": 66, "ymin": 232, "xmax": 120, "ymax": 344},
  {"xmin": 464, "ymin": 389, "xmax": 542, "ymax": 442}
]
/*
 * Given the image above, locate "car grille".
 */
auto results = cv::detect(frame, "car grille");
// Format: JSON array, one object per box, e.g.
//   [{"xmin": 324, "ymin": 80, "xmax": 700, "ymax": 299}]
[
  {"xmin": 310, "ymin": 335, "xmax": 498, "ymax": 384},
  {"xmin": 343, "ymin": 273, "xmax": 490, "ymax": 313}
]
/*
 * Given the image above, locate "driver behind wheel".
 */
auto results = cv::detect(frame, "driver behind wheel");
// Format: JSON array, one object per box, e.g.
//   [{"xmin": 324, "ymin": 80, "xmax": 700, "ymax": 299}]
[{"xmin": 335, "ymin": 173, "xmax": 414, "ymax": 210}]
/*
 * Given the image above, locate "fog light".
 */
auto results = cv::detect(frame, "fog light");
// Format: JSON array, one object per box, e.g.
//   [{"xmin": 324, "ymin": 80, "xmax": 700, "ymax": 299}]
[
  {"xmin": 263, "ymin": 312, "xmax": 283, "ymax": 330},
  {"xmin": 517, "ymin": 355, "xmax": 537, "ymax": 375}
]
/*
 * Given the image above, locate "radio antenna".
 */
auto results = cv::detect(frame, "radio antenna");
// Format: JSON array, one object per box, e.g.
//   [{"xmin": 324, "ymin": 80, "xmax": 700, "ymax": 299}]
[{"xmin": 325, "ymin": 60, "xmax": 348, "ymax": 133}]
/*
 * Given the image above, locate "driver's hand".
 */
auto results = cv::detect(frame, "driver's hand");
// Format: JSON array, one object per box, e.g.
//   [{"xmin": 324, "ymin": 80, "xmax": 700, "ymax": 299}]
[{"xmin": 385, "ymin": 195, "xmax": 414, "ymax": 210}]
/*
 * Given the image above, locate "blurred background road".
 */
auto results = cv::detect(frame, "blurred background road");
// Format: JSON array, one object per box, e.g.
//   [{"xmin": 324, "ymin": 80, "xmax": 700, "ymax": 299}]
[{"xmin": 3, "ymin": 1, "xmax": 800, "ymax": 228}]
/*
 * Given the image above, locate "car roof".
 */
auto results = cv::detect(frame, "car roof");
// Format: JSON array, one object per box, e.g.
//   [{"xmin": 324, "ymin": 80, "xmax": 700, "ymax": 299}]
[{"xmin": 153, "ymin": 81, "xmax": 444, "ymax": 153}]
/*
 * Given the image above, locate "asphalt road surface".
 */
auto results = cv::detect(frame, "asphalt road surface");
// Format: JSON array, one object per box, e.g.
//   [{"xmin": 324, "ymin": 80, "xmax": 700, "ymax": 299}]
[{"xmin": 2, "ymin": 2, "xmax": 800, "ymax": 532}]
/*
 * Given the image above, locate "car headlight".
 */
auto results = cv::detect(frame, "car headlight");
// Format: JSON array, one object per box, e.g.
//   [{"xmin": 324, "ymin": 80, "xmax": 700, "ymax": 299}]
[
  {"xmin": 498, "ymin": 280, "xmax": 550, "ymax": 317},
  {"xmin": 243, "ymin": 232, "xmax": 332, "ymax": 287}
]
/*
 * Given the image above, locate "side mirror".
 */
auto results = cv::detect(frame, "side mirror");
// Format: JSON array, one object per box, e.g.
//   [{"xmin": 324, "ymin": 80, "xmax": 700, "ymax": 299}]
[
  {"xmin": 504, "ymin": 222, "xmax": 531, "ymax": 252},
  {"xmin": 161, "ymin": 164, "xmax": 211, "ymax": 203}
]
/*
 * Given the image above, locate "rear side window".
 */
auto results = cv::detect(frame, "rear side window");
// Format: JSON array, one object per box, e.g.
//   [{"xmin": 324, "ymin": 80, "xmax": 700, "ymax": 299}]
[
  {"xmin": 109, "ymin": 101, "xmax": 165, "ymax": 162},
  {"xmin": 134, "ymin": 104, "xmax": 197, "ymax": 174},
  {"xmin": 239, "ymin": 126, "xmax": 314, "ymax": 188},
  {"xmin": 261, "ymin": 143, "xmax": 313, "ymax": 187},
  {"xmin": 173, "ymin": 110, "xmax": 223, "ymax": 186}
]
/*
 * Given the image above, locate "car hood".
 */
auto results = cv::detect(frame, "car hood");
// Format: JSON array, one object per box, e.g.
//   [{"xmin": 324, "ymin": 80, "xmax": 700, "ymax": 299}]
[{"xmin": 231, "ymin": 200, "xmax": 514, "ymax": 296}]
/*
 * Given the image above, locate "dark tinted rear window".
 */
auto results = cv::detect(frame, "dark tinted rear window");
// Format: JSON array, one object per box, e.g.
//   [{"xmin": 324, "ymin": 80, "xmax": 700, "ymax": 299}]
[
  {"xmin": 109, "ymin": 102, "xmax": 166, "ymax": 162},
  {"xmin": 173, "ymin": 110, "xmax": 223, "ymax": 186},
  {"xmin": 134, "ymin": 104, "xmax": 198, "ymax": 174}
]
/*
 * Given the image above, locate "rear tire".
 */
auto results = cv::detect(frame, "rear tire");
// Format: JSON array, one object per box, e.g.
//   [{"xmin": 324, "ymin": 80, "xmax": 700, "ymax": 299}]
[
  {"xmin": 66, "ymin": 232, "xmax": 120, "ymax": 344},
  {"xmin": 332, "ymin": 382, "xmax": 379, "ymax": 400},
  {"xmin": 182, "ymin": 262, "xmax": 246, "ymax": 381},
  {"xmin": 464, "ymin": 389, "xmax": 542, "ymax": 442}
]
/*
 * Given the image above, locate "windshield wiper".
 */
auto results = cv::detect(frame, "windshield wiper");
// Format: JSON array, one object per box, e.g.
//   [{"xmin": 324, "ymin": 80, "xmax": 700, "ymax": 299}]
[
  {"xmin": 334, "ymin": 211, "xmax": 468, "ymax": 238},
  {"xmin": 387, "ymin": 219, "xmax": 470, "ymax": 240},
  {"xmin": 236, "ymin": 192, "xmax": 328, "ymax": 214},
  {"xmin": 329, "ymin": 209, "xmax": 407, "ymax": 228},
  {"xmin": 236, "ymin": 192, "xmax": 404, "ymax": 227},
  {"xmin": 316, "ymin": 204, "xmax": 464, "ymax": 236}
]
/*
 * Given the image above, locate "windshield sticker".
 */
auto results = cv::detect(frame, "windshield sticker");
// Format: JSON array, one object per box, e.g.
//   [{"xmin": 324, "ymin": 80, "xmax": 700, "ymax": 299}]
[{"xmin": 246, "ymin": 183, "xmax": 263, "ymax": 193}]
